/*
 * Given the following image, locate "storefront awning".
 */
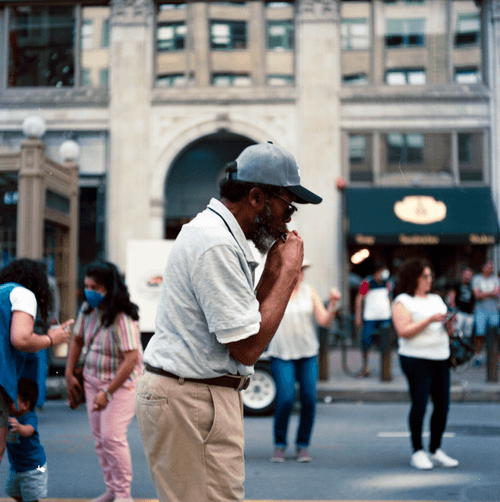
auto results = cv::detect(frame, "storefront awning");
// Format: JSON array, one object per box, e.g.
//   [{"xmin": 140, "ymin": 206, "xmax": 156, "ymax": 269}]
[{"xmin": 345, "ymin": 187, "xmax": 500, "ymax": 246}]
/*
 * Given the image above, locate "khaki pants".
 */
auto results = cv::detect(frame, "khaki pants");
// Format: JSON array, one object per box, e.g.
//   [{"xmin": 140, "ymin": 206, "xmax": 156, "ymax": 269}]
[{"xmin": 135, "ymin": 370, "xmax": 245, "ymax": 502}]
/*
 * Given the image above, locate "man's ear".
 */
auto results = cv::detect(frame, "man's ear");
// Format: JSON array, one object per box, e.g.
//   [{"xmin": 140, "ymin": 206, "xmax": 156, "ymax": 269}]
[{"xmin": 248, "ymin": 187, "xmax": 266, "ymax": 211}]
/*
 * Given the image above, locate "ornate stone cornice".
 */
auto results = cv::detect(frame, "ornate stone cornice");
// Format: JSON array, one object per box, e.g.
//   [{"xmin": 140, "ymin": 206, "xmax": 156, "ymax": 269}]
[
  {"xmin": 111, "ymin": 0, "xmax": 154, "ymax": 26},
  {"xmin": 298, "ymin": 0, "xmax": 340, "ymax": 23}
]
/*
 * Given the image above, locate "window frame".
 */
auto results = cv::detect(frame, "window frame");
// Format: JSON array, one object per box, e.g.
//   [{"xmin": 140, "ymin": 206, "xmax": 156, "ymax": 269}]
[
  {"xmin": 454, "ymin": 66, "xmax": 481, "ymax": 84},
  {"xmin": 385, "ymin": 67, "xmax": 426, "ymax": 85},
  {"xmin": 267, "ymin": 19, "xmax": 293, "ymax": 51},
  {"xmin": 455, "ymin": 12, "xmax": 481, "ymax": 48},
  {"xmin": 5, "ymin": 4, "xmax": 78, "ymax": 88},
  {"xmin": 157, "ymin": 21, "xmax": 187, "ymax": 52},
  {"xmin": 341, "ymin": 18, "xmax": 369, "ymax": 51},
  {"xmin": 386, "ymin": 133, "xmax": 424, "ymax": 165},
  {"xmin": 385, "ymin": 19, "xmax": 426, "ymax": 49},
  {"xmin": 0, "ymin": 3, "xmax": 112, "ymax": 91},
  {"xmin": 212, "ymin": 72, "xmax": 251, "ymax": 86},
  {"xmin": 210, "ymin": 20, "xmax": 247, "ymax": 51}
]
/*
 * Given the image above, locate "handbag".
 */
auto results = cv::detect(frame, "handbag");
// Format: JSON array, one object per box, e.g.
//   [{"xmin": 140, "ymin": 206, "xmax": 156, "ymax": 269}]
[
  {"xmin": 68, "ymin": 366, "xmax": 86, "ymax": 410},
  {"xmin": 68, "ymin": 316, "xmax": 102, "ymax": 409},
  {"xmin": 448, "ymin": 330, "xmax": 474, "ymax": 368}
]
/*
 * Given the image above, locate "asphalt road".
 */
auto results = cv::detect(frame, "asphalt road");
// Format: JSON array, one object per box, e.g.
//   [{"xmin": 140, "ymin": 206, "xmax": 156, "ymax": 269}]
[{"xmin": 0, "ymin": 400, "xmax": 499, "ymax": 501}]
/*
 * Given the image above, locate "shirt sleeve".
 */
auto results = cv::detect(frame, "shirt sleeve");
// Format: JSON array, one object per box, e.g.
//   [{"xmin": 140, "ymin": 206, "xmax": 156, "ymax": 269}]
[
  {"xmin": 359, "ymin": 280, "xmax": 370, "ymax": 296},
  {"xmin": 392, "ymin": 293, "xmax": 410, "ymax": 311},
  {"xmin": 114, "ymin": 313, "xmax": 141, "ymax": 353},
  {"xmin": 22, "ymin": 411, "xmax": 38, "ymax": 430},
  {"xmin": 191, "ymin": 244, "xmax": 261, "ymax": 344},
  {"xmin": 10, "ymin": 287, "xmax": 37, "ymax": 319}
]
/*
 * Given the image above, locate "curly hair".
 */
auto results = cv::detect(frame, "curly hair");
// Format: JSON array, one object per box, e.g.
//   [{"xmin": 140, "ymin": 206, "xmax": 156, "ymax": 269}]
[
  {"xmin": 0, "ymin": 259, "xmax": 52, "ymax": 323},
  {"xmin": 219, "ymin": 161, "xmax": 286, "ymax": 202},
  {"xmin": 83, "ymin": 261, "xmax": 139, "ymax": 327},
  {"xmin": 394, "ymin": 257, "xmax": 432, "ymax": 297},
  {"xmin": 17, "ymin": 378, "xmax": 39, "ymax": 411}
]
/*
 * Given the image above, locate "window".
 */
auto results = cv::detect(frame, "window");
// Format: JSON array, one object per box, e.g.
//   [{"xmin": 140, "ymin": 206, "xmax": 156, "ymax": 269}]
[
  {"xmin": 81, "ymin": 69, "xmax": 91, "ymax": 87},
  {"xmin": 100, "ymin": 68, "xmax": 108, "ymax": 86},
  {"xmin": 343, "ymin": 73, "xmax": 368, "ymax": 85},
  {"xmin": 386, "ymin": 68, "xmax": 426, "ymax": 85},
  {"xmin": 267, "ymin": 20, "xmax": 293, "ymax": 51},
  {"xmin": 455, "ymin": 67, "xmax": 481, "ymax": 84},
  {"xmin": 212, "ymin": 73, "xmax": 251, "ymax": 86},
  {"xmin": 458, "ymin": 133, "xmax": 472, "ymax": 164},
  {"xmin": 101, "ymin": 19, "xmax": 110, "ymax": 48},
  {"xmin": 387, "ymin": 134, "xmax": 424, "ymax": 164},
  {"xmin": 386, "ymin": 19, "xmax": 425, "ymax": 48},
  {"xmin": 211, "ymin": 21, "xmax": 247, "ymax": 50},
  {"xmin": 81, "ymin": 19, "xmax": 93, "ymax": 51},
  {"xmin": 341, "ymin": 19, "xmax": 369, "ymax": 51},
  {"xmin": 458, "ymin": 132, "xmax": 483, "ymax": 182},
  {"xmin": 267, "ymin": 2, "xmax": 293, "ymax": 8},
  {"xmin": 157, "ymin": 22, "xmax": 187, "ymax": 51},
  {"xmin": 158, "ymin": 3, "xmax": 187, "ymax": 10},
  {"xmin": 157, "ymin": 73, "xmax": 189, "ymax": 87},
  {"xmin": 6, "ymin": 4, "xmax": 110, "ymax": 88},
  {"xmin": 8, "ymin": 5, "xmax": 75, "ymax": 87},
  {"xmin": 267, "ymin": 75, "xmax": 294, "ymax": 86},
  {"xmin": 349, "ymin": 134, "xmax": 373, "ymax": 182},
  {"xmin": 455, "ymin": 13, "xmax": 480, "ymax": 47}
]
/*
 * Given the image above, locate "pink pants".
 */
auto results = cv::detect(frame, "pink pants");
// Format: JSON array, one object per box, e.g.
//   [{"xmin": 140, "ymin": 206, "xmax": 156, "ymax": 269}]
[{"xmin": 84, "ymin": 370, "xmax": 137, "ymax": 499}]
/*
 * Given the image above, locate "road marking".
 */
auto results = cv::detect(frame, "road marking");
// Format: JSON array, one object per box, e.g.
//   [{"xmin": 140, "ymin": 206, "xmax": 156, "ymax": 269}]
[{"xmin": 378, "ymin": 432, "xmax": 456, "ymax": 438}]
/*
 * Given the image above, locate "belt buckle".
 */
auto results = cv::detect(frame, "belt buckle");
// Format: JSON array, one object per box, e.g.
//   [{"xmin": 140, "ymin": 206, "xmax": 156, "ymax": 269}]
[{"xmin": 237, "ymin": 376, "xmax": 250, "ymax": 392}]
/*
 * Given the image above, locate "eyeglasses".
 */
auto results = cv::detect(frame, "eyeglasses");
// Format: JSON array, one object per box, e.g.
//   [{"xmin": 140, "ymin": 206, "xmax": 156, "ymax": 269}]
[
  {"xmin": 268, "ymin": 191, "xmax": 298, "ymax": 220},
  {"xmin": 421, "ymin": 273, "xmax": 433, "ymax": 279}
]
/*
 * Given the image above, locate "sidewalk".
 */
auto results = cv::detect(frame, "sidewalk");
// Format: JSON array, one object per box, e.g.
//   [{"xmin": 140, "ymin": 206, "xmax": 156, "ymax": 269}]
[
  {"xmin": 46, "ymin": 348, "xmax": 500, "ymax": 403},
  {"xmin": 316, "ymin": 347, "xmax": 500, "ymax": 403}
]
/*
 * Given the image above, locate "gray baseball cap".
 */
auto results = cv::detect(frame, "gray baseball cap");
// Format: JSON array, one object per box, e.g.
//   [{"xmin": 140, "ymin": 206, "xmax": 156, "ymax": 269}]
[{"xmin": 231, "ymin": 143, "xmax": 322, "ymax": 204}]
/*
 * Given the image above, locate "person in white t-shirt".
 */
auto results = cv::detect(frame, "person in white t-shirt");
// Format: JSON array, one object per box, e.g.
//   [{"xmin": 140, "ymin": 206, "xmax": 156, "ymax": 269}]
[
  {"xmin": 0, "ymin": 259, "xmax": 73, "ymax": 465},
  {"xmin": 471, "ymin": 260, "xmax": 500, "ymax": 366},
  {"xmin": 266, "ymin": 260, "xmax": 341, "ymax": 463},
  {"xmin": 392, "ymin": 257, "xmax": 458, "ymax": 471}
]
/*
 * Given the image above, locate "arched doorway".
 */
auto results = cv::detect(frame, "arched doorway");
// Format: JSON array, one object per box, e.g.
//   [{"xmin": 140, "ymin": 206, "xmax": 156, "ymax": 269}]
[{"xmin": 164, "ymin": 131, "xmax": 254, "ymax": 238}]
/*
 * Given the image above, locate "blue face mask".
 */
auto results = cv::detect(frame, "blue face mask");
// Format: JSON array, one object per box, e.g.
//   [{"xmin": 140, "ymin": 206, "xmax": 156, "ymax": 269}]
[{"xmin": 84, "ymin": 289, "xmax": 106, "ymax": 309}]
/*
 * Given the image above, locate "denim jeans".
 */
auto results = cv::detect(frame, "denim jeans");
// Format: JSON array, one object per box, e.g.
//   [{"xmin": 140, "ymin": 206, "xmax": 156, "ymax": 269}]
[
  {"xmin": 270, "ymin": 356, "xmax": 318, "ymax": 449},
  {"xmin": 399, "ymin": 355, "xmax": 450, "ymax": 453}
]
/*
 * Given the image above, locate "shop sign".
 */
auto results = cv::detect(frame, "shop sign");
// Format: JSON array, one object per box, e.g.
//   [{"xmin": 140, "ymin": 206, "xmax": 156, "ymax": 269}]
[
  {"xmin": 355, "ymin": 234, "xmax": 376, "ymax": 245},
  {"xmin": 469, "ymin": 234, "xmax": 496, "ymax": 245},
  {"xmin": 394, "ymin": 195, "xmax": 447, "ymax": 225},
  {"xmin": 399, "ymin": 234, "xmax": 440, "ymax": 245}
]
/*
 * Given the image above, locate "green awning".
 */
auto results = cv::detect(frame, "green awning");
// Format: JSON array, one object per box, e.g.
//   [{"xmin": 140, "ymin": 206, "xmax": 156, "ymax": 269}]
[{"xmin": 346, "ymin": 187, "xmax": 500, "ymax": 246}]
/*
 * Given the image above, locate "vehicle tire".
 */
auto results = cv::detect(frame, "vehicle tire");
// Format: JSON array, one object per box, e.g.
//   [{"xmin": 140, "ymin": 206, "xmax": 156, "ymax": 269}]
[{"xmin": 242, "ymin": 362, "xmax": 276, "ymax": 416}]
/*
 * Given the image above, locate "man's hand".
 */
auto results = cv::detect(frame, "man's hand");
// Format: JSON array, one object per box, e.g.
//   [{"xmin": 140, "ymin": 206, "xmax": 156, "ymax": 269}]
[{"xmin": 266, "ymin": 230, "xmax": 303, "ymax": 277}]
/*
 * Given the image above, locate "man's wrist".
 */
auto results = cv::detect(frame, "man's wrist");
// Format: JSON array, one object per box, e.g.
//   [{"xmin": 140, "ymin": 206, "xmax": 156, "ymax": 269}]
[{"xmin": 103, "ymin": 389, "xmax": 113, "ymax": 402}]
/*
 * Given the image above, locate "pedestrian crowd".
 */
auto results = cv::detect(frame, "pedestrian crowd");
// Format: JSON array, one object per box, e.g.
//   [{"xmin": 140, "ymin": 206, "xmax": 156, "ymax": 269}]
[{"xmin": 1, "ymin": 143, "xmax": 496, "ymax": 502}]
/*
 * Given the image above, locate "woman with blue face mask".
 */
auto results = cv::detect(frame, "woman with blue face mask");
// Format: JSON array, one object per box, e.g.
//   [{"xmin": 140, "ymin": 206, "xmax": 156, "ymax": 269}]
[{"xmin": 65, "ymin": 261, "xmax": 143, "ymax": 502}]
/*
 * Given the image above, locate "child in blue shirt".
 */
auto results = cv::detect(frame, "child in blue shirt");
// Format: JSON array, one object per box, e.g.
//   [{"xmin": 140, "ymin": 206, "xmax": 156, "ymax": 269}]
[{"xmin": 5, "ymin": 378, "xmax": 47, "ymax": 502}]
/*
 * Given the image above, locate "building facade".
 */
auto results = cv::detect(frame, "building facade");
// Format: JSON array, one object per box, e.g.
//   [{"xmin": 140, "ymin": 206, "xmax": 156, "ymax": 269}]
[{"xmin": 0, "ymin": 0, "xmax": 499, "ymax": 312}]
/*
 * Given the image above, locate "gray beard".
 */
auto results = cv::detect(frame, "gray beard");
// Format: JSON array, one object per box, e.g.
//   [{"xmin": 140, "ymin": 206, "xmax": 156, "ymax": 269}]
[{"xmin": 250, "ymin": 203, "xmax": 283, "ymax": 254}]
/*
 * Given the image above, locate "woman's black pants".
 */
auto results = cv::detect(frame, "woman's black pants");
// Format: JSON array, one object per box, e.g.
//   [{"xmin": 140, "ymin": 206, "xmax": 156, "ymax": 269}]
[{"xmin": 399, "ymin": 355, "xmax": 450, "ymax": 453}]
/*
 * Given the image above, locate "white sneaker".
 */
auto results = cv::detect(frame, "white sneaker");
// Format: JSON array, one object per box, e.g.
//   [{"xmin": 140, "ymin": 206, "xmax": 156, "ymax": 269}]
[
  {"xmin": 430, "ymin": 449, "xmax": 459, "ymax": 468},
  {"xmin": 410, "ymin": 450, "xmax": 433, "ymax": 470}
]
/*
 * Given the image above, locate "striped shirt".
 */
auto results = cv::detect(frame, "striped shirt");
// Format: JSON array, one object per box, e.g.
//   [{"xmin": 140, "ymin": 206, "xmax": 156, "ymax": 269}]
[{"xmin": 74, "ymin": 304, "xmax": 143, "ymax": 382}]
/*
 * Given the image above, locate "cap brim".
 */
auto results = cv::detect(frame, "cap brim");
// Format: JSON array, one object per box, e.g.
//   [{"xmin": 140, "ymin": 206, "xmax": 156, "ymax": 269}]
[{"xmin": 288, "ymin": 185, "xmax": 322, "ymax": 204}]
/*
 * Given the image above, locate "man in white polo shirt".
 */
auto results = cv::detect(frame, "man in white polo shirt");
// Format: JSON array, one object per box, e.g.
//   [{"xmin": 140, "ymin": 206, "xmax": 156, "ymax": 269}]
[{"xmin": 135, "ymin": 142, "xmax": 322, "ymax": 502}]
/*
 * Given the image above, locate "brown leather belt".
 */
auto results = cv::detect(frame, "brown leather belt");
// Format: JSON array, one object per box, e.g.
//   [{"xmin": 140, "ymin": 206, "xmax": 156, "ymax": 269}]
[{"xmin": 145, "ymin": 363, "xmax": 250, "ymax": 391}]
